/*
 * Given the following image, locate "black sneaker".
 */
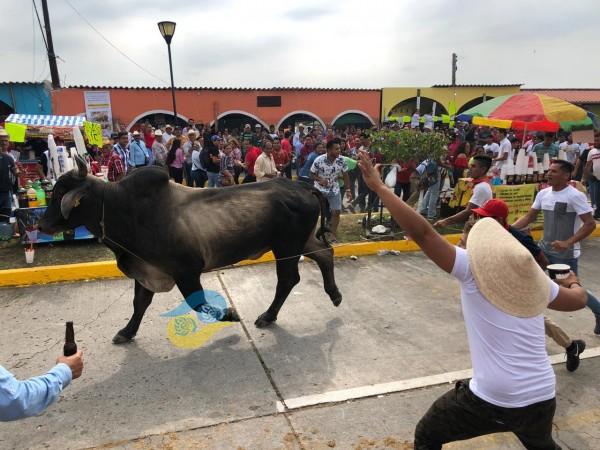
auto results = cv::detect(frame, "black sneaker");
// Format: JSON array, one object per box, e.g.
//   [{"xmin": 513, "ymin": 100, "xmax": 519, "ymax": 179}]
[
  {"xmin": 566, "ymin": 339, "xmax": 586, "ymax": 372},
  {"xmin": 595, "ymin": 314, "xmax": 600, "ymax": 335}
]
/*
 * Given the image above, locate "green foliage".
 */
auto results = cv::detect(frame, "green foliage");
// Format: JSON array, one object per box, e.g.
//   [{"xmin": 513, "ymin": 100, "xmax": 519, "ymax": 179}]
[{"xmin": 371, "ymin": 129, "xmax": 448, "ymax": 163}]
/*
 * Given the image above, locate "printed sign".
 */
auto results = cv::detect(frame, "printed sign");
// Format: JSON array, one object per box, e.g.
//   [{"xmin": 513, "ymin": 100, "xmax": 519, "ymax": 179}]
[
  {"xmin": 84, "ymin": 91, "xmax": 113, "ymax": 137},
  {"xmin": 84, "ymin": 121, "xmax": 103, "ymax": 146}
]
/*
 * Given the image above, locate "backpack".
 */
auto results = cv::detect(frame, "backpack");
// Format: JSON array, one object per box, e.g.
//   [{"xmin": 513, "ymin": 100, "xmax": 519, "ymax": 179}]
[{"xmin": 419, "ymin": 159, "xmax": 438, "ymax": 189}]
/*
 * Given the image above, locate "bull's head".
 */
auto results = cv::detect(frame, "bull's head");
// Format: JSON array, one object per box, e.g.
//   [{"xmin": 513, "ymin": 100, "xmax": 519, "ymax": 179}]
[{"xmin": 38, "ymin": 155, "xmax": 98, "ymax": 235}]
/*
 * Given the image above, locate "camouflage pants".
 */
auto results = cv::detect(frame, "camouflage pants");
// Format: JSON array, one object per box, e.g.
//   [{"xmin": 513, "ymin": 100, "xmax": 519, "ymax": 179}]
[{"xmin": 414, "ymin": 380, "xmax": 560, "ymax": 450}]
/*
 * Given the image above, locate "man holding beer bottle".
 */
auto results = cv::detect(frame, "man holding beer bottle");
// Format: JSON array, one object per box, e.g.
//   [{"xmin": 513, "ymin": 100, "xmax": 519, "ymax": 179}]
[{"xmin": 0, "ymin": 323, "xmax": 84, "ymax": 421}]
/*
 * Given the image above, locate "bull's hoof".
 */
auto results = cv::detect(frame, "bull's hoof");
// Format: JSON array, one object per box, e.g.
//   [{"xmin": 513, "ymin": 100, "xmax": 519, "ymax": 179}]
[
  {"xmin": 112, "ymin": 333, "xmax": 134, "ymax": 345},
  {"xmin": 331, "ymin": 295, "xmax": 343, "ymax": 307},
  {"xmin": 254, "ymin": 312, "xmax": 276, "ymax": 328},
  {"xmin": 222, "ymin": 308, "xmax": 240, "ymax": 322}
]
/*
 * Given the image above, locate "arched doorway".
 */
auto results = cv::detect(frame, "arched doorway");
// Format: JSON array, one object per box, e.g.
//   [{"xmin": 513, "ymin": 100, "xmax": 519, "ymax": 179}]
[
  {"xmin": 0, "ymin": 100, "xmax": 14, "ymax": 122},
  {"xmin": 389, "ymin": 97, "xmax": 448, "ymax": 117},
  {"xmin": 331, "ymin": 110, "xmax": 375, "ymax": 129},
  {"xmin": 457, "ymin": 96, "xmax": 494, "ymax": 114},
  {"xmin": 215, "ymin": 111, "xmax": 268, "ymax": 134},
  {"xmin": 126, "ymin": 109, "xmax": 188, "ymax": 131},
  {"xmin": 277, "ymin": 111, "xmax": 325, "ymax": 133}
]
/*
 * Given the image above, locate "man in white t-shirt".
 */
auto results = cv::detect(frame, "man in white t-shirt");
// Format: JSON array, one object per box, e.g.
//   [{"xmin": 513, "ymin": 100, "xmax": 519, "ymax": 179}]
[
  {"xmin": 493, "ymin": 129, "xmax": 512, "ymax": 171},
  {"xmin": 356, "ymin": 151, "xmax": 586, "ymax": 448},
  {"xmin": 434, "ymin": 155, "xmax": 492, "ymax": 228},
  {"xmin": 514, "ymin": 159, "xmax": 600, "ymax": 335},
  {"xmin": 411, "ymin": 109, "xmax": 420, "ymax": 129},
  {"xmin": 584, "ymin": 144, "xmax": 600, "ymax": 219},
  {"xmin": 483, "ymin": 134, "xmax": 500, "ymax": 158},
  {"xmin": 559, "ymin": 135, "xmax": 580, "ymax": 164}
]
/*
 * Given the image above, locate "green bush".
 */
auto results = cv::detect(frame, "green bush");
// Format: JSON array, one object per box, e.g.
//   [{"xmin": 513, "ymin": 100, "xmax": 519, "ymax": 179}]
[{"xmin": 371, "ymin": 129, "xmax": 448, "ymax": 163}]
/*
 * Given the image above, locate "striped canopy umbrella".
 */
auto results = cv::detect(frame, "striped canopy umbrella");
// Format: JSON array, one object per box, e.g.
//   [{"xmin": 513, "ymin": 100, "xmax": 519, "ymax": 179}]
[{"xmin": 457, "ymin": 93, "xmax": 595, "ymax": 132}]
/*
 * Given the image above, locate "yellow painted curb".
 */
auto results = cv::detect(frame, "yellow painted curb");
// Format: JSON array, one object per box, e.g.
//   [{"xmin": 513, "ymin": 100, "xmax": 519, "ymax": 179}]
[{"xmin": 1, "ymin": 225, "xmax": 599, "ymax": 288}]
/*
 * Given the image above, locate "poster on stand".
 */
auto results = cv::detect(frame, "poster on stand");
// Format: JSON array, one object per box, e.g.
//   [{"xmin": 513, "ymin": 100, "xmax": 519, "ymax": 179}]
[{"xmin": 84, "ymin": 91, "xmax": 114, "ymax": 137}]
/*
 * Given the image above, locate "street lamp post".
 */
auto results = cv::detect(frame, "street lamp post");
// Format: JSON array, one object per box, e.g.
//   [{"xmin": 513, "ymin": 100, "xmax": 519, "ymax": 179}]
[{"xmin": 158, "ymin": 21, "xmax": 177, "ymax": 123}]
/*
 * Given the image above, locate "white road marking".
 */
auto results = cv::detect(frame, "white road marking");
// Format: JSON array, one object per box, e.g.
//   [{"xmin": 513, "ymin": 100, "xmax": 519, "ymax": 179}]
[{"xmin": 276, "ymin": 346, "xmax": 600, "ymax": 412}]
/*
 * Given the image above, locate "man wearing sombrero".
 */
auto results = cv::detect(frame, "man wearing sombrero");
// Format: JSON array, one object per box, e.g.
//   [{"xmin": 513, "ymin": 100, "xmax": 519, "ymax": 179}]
[{"xmin": 357, "ymin": 152, "xmax": 587, "ymax": 449}]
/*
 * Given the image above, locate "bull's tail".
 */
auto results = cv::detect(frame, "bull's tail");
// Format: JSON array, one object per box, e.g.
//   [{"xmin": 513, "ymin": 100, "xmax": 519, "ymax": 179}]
[{"xmin": 311, "ymin": 188, "xmax": 331, "ymax": 245}]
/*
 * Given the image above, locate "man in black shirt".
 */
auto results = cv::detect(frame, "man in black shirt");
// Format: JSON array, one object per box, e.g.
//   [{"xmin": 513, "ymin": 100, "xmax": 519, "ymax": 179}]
[
  {"xmin": 201, "ymin": 135, "xmax": 221, "ymax": 187},
  {"xmin": 0, "ymin": 129, "xmax": 17, "ymax": 223},
  {"xmin": 466, "ymin": 198, "xmax": 586, "ymax": 372}
]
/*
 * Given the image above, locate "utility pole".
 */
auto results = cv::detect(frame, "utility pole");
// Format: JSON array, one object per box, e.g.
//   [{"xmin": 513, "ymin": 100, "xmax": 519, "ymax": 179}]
[
  {"xmin": 41, "ymin": 0, "xmax": 61, "ymax": 89},
  {"xmin": 451, "ymin": 53, "xmax": 457, "ymax": 87}
]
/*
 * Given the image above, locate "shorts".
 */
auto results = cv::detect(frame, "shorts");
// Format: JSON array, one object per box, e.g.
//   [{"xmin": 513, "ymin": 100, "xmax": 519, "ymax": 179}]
[{"xmin": 325, "ymin": 190, "xmax": 341, "ymax": 212}]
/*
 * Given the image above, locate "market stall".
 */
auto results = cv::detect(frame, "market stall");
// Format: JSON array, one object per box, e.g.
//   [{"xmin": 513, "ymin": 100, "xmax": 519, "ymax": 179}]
[{"xmin": 3, "ymin": 114, "xmax": 102, "ymax": 246}]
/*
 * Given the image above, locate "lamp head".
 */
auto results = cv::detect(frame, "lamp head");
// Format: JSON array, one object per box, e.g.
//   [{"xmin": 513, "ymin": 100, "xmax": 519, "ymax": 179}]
[{"xmin": 158, "ymin": 21, "xmax": 176, "ymax": 44}]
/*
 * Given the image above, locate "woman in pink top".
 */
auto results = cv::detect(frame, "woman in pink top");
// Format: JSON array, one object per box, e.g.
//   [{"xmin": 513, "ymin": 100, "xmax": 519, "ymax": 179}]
[{"xmin": 166, "ymin": 138, "xmax": 185, "ymax": 183}]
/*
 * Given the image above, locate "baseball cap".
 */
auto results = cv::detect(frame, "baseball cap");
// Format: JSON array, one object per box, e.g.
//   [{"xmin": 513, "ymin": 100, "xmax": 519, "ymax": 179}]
[
  {"xmin": 255, "ymin": 123, "xmax": 261, "ymax": 128},
  {"xmin": 211, "ymin": 135, "xmax": 222, "ymax": 142},
  {"xmin": 472, "ymin": 199, "xmax": 509, "ymax": 220}
]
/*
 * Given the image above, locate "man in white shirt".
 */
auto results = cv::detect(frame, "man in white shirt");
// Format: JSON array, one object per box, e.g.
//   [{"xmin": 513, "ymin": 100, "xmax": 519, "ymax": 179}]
[
  {"xmin": 584, "ymin": 144, "xmax": 600, "ymax": 219},
  {"xmin": 559, "ymin": 134, "xmax": 580, "ymax": 164},
  {"xmin": 356, "ymin": 151, "xmax": 586, "ymax": 448},
  {"xmin": 434, "ymin": 155, "xmax": 492, "ymax": 228},
  {"xmin": 161, "ymin": 125, "xmax": 174, "ymax": 145},
  {"xmin": 410, "ymin": 109, "xmax": 421, "ymax": 129},
  {"xmin": 483, "ymin": 134, "xmax": 499, "ymax": 158},
  {"xmin": 492, "ymin": 129, "xmax": 512, "ymax": 171},
  {"xmin": 423, "ymin": 113, "xmax": 434, "ymax": 131},
  {"xmin": 254, "ymin": 140, "xmax": 279, "ymax": 182},
  {"xmin": 514, "ymin": 159, "xmax": 600, "ymax": 335}
]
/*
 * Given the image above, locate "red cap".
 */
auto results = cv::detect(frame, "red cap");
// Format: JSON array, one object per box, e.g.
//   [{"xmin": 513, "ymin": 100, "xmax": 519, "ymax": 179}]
[{"xmin": 472, "ymin": 199, "xmax": 509, "ymax": 220}]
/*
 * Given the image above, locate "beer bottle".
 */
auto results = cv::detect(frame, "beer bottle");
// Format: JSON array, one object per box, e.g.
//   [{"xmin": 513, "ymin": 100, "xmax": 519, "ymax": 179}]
[{"xmin": 63, "ymin": 321, "xmax": 77, "ymax": 357}]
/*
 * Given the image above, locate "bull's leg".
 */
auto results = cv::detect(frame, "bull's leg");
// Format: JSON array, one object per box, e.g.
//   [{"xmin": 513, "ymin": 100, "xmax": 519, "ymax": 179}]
[
  {"xmin": 303, "ymin": 237, "xmax": 342, "ymax": 307},
  {"xmin": 255, "ymin": 257, "xmax": 301, "ymax": 328},
  {"xmin": 175, "ymin": 273, "xmax": 240, "ymax": 322},
  {"xmin": 113, "ymin": 280, "xmax": 155, "ymax": 344}
]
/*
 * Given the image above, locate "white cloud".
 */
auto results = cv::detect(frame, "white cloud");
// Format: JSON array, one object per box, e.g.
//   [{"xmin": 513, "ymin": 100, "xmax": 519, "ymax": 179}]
[{"xmin": 2, "ymin": 0, "xmax": 599, "ymax": 88}]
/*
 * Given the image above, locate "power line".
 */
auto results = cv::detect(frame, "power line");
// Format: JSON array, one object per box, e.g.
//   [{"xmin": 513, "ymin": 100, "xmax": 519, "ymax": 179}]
[
  {"xmin": 63, "ymin": 0, "xmax": 167, "ymax": 84},
  {"xmin": 32, "ymin": 0, "xmax": 48, "ymax": 51}
]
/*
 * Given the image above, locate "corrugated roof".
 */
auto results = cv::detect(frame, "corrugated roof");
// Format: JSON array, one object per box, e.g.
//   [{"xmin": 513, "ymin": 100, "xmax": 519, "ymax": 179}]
[
  {"xmin": 65, "ymin": 85, "xmax": 380, "ymax": 92},
  {"xmin": 0, "ymin": 81, "xmax": 47, "ymax": 86},
  {"xmin": 431, "ymin": 84, "xmax": 522, "ymax": 88},
  {"xmin": 523, "ymin": 89, "xmax": 600, "ymax": 104}
]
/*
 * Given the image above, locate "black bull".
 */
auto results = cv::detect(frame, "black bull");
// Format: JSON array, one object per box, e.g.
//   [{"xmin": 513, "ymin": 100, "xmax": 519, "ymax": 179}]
[{"xmin": 38, "ymin": 156, "xmax": 342, "ymax": 344}]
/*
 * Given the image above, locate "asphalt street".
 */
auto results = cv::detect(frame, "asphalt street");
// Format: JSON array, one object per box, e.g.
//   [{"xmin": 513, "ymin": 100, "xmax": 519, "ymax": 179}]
[{"xmin": 1, "ymin": 240, "xmax": 599, "ymax": 449}]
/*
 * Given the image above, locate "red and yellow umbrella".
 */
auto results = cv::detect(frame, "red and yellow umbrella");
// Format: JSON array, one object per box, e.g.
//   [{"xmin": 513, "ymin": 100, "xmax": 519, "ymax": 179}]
[{"xmin": 458, "ymin": 92, "xmax": 594, "ymax": 132}]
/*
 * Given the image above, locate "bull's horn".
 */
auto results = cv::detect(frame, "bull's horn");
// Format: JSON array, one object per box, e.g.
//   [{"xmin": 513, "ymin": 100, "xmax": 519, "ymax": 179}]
[{"xmin": 73, "ymin": 155, "xmax": 88, "ymax": 179}]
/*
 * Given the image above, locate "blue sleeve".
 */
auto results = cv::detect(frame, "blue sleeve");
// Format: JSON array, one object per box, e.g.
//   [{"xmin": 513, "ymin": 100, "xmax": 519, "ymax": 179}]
[{"xmin": 0, "ymin": 363, "xmax": 72, "ymax": 421}]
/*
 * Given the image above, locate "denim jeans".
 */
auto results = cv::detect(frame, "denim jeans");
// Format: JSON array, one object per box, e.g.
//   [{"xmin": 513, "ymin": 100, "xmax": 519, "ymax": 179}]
[
  {"xmin": 547, "ymin": 254, "xmax": 600, "ymax": 316},
  {"xmin": 207, "ymin": 172, "xmax": 220, "ymax": 188},
  {"xmin": 419, "ymin": 180, "xmax": 440, "ymax": 219},
  {"xmin": 589, "ymin": 176, "xmax": 599, "ymax": 212}
]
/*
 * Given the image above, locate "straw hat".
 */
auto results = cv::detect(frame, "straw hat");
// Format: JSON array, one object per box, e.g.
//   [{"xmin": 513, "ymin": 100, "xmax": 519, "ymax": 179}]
[{"xmin": 466, "ymin": 218, "xmax": 550, "ymax": 318}]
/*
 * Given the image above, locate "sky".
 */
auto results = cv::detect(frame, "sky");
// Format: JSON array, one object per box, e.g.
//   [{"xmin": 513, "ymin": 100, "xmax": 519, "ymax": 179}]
[{"xmin": 2, "ymin": 0, "xmax": 599, "ymax": 89}]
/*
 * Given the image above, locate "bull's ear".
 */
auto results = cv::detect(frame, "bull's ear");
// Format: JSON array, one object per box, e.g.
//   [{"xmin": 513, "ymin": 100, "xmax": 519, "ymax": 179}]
[{"xmin": 60, "ymin": 185, "xmax": 87, "ymax": 219}]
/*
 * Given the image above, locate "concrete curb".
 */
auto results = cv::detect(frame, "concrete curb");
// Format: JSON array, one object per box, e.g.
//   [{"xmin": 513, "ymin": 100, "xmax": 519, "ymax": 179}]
[{"xmin": 1, "ymin": 227, "xmax": 599, "ymax": 288}]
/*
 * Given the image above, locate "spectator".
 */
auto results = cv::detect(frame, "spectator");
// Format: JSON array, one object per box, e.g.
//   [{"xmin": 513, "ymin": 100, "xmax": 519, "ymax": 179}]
[
  {"xmin": 253, "ymin": 124, "xmax": 262, "ymax": 146},
  {"xmin": 1, "ymin": 351, "xmax": 84, "ymax": 421},
  {"xmin": 242, "ymin": 139, "xmax": 262, "ymax": 184},
  {"xmin": 310, "ymin": 138, "xmax": 351, "ymax": 241},
  {"xmin": 513, "ymin": 159, "xmax": 600, "ymax": 334},
  {"xmin": 182, "ymin": 130, "xmax": 197, "ymax": 186},
  {"xmin": 240, "ymin": 124, "xmax": 254, "ymax": 148},
  {"xmin": 202, "ymin": 136, "xmax": 222, "ymax": 187},
  {"xmin": 272, "ymin": 139, "xmax": 291, "ymax": 179},
  {"xmin": 453, "ymin": 142, "xmax": 470, "ymax": 183},
  {"xmin": 418, "ymin": 156, "xmax": 442, "ymax": 220},
  {"xmin": 129, "ymin": 131, "xmax": 151, "ymax": 169},
  {"xmin": 254, "ymin": 140, "xmax": 279, "ymax": 182},
  {"xmin": 166, "ymin": 138, "xmax": 185, "ymax": 184},
  {"xmin": 293, "ymin": 124, "xmax": 305, "ymax": 160},
  {"xmin": 161, "ymin": 124, "xmax": 174, "ymax": 145},
  {"xmin": 483, "ymin": 133, "xmax": 500, "ymax": 158},
  {"xmin": 492, "ymin": 129, "xmax": 513, "ymax": 172},
  {"xmin": 229, "ymin": 138, "xmax": 244, "ymax": 184},
  {"xmin": 298, "ymin": 141, "xmax": 325, "ymax": 183},
  {"xmin": 559, "ymin": 134, "xmax": 580, "ymax": 165},
  {"xmin": 151, "ymin": 130, "xmax": 168, "ymax": 168},
  {"xmin": 280, "ymin": 131, "xmax": 294, "ymax": 179},
  {"xmin": 182, "ymin": 118, "xmax": 198, "ymax": 135},
  {"xmin": 142, "ymin": 123, "xmax": 155, "ymax": 149},
  {"xmin": 434, "ymin": 155, "xmax": 492, "ymax": 228},
  {"xmin": 0, "ymin": 129, "xmax": 16, "ymax": 223},
  {"xmin": 219, "ymin": 142, "xmax": 236, "ymax": 187},
  {"xmin": 298, "ymin": 136, "xmax": 314, "ymax": 173},
  {"xmin": 584, "ymin": 143, "xmax": 600, "ymax": 218},
  {"xmin": 394, "ymin": 159, "xmax": 416, "ymax": 202},
  {"xmin": 532, "ymin": 132, "xmax": 559, "ymax": 163},
  {"xmin": 113, "ymin": 131, "xmax": 130, "ymax": 174},
  {"xmin": 190, "ymin": 140, "xmax": 207, "ymax": 187}
]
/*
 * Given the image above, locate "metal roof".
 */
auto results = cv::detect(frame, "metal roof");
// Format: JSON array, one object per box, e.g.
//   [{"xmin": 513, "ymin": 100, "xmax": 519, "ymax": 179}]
[
  {"xmin": 431, "ymin": 84, "xmax": 522, "ymax": 88},
  {"xmin": 65, "ymin": 85, "xmax": 380, "ymax": 92},
  {"xmin": 522, "ymin": 89, "xmax": 600, "ymax": 104}
]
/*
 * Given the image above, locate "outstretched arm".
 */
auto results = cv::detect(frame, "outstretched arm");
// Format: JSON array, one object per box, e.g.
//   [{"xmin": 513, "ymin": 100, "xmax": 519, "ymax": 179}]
[{"xmin": 358, "ymin": 152, "xmax": 456, "ymax": 273}]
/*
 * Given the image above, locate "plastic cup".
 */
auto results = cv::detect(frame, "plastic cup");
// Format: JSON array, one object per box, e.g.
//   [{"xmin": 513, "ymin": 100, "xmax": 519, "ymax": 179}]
[
  {"xmin": 547, "ymin": 263, "xmax": 570, "ymax": 280},
  {"xmin": 25, "ymin": 249, "xmax": 35, "ymax": 264}
]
